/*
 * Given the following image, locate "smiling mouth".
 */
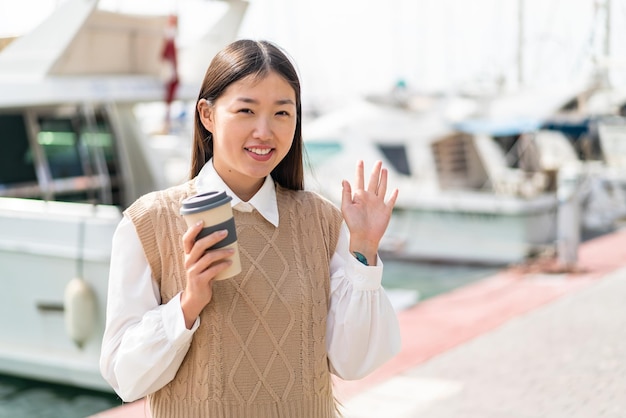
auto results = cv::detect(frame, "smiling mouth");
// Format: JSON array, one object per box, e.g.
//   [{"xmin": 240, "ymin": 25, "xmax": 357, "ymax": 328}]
[{"xmin": 245, "ymin": 147, "xmax": 273, "ymax": 155}]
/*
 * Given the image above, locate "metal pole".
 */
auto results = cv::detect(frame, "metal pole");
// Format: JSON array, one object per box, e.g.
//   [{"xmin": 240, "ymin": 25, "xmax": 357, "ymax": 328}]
[
  {"xmin": 556, "ymin": 171, "xmax": 583, "ymax": 269},
  {"xmin": 517, "ymin": 0, "xmax": 524, "ymax": 87}
]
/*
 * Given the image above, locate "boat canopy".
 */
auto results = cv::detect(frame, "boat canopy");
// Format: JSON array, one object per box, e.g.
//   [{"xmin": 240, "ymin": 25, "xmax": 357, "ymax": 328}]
[
  {"xmin": 0, "ymin": 0, "xmax": 248, "ymax": 107},
  {"xmin": 0, "ymin": 0, "xmax": 248, "ymax": 81},
  {"xmin": 0, "ymin": 0, "xmax": 168, "ymax": 78},
  {"xmin": 454, "ymin": 117, "xmax": 543, "ymax": 137}
]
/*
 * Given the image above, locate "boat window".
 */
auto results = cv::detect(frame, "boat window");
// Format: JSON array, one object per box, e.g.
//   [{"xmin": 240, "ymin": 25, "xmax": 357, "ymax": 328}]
[
  {"xmin": 376, "ymin": 144, "xmax": 411, "ymax": 176},
  {"xmin": 0, "ymin": 109, "xmax": 122, "ymax": 205},
  {"xmin": 431, "ymin": 134, "xmax": 488, "ymax": 190},
  {"xmin": 0, "ymin": 113, "xmax": 39, "ymax": 194},
  {"xmin": 36, "ymin": 109, "xmax": 122, "ymax": 205},
  {"xmin": 38, "ymin": 117, "xmax": 84, "ymax": 179},
  {"xmin": 79, "ymin": 112, "xmax": 122, "ymax": 205},
  {"xmin": 493, "ymin": 135, "xmax": 520, "ymax": 168}
]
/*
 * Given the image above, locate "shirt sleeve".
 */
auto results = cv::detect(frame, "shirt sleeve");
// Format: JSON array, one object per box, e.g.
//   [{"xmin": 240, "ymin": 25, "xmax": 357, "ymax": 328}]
[
  {"xmin": 99, "ymin": 215, "xmax": 200, "ymax": 402},
  {"xmin": 326, "ymin": 222, "xmax": 402, "ymax": 380}
]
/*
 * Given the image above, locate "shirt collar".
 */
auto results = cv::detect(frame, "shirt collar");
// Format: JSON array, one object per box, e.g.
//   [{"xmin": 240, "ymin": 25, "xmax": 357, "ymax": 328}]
[{"xmin": 194, "ymin": 159, "xmax": 279, "ymax": 227}]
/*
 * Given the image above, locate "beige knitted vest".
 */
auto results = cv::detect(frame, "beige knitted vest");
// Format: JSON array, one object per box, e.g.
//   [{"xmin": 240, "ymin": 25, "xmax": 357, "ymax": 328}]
[{"xmin": 125, "ymin": 181, "xmax": 343, "ymax": 418}]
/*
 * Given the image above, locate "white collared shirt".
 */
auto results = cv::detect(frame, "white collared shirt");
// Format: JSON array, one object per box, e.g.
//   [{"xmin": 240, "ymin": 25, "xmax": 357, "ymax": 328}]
[{"xmin": 100, "ymin": 161, "xmax": 401, "ymax": 402}]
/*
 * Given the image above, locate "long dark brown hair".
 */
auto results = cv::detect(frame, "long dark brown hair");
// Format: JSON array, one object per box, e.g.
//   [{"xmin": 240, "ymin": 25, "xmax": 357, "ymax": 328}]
[{"xmin": 189, "ymin": 39, "xmax": 304, "ymax": 190}]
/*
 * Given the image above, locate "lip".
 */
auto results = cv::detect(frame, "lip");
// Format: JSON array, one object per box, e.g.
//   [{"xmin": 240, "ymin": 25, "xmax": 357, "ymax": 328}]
[{"xmin": 245, "ymin": 146, "xmax": 275, "ymax": 162}]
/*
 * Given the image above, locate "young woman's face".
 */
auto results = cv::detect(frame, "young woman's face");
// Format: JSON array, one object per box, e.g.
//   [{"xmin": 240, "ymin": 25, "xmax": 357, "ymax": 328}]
[{"xmin": 198, "ymin": 71, "xmax": 297, "ymax": 199}]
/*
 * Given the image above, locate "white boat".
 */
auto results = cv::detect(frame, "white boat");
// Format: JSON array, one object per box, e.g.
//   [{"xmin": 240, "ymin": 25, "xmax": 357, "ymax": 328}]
[
  {"xmin": 0, "ymin": 0, "xmax": 247, "ymax": 391},
  {"xmin": 303, "ymin": 93, "xmax": 585, "ymax": 265},
  {"xmin": 539, "ymin": 85, "xmax": 626, "ymax": 233}
]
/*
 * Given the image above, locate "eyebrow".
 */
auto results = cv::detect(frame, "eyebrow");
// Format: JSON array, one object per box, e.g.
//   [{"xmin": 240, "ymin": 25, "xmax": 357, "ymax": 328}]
[{"xmin": 236, "ymin": 97, "xmax": 296, "ymax": 106}]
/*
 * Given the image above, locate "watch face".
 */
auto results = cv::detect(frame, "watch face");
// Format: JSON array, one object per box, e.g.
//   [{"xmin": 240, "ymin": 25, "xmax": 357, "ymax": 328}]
[{"xmin": 353, "ymin": 251, "xmax": 369, "ymax": 266}]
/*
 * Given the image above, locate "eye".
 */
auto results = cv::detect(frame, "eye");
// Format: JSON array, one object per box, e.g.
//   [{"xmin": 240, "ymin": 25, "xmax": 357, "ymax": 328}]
[
  {"xmin": 276, "ymin": 110, "xmax": 291, "ymax": 116},
  {"xmin": 238, "ymin": 108, "xmax": 253, "ymax": 114}
]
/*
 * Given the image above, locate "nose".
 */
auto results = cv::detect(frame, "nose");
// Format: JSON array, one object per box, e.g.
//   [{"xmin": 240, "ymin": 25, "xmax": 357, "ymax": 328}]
[{"xmin": 252, "ymin": 116, "xmax": 272, "ymax": 140}]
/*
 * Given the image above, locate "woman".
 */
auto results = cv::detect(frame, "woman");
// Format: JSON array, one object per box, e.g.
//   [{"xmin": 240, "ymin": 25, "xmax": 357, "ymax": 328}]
[{"xmin": 100, "ymin": 39, "xmax": 400, "ymax": 417}]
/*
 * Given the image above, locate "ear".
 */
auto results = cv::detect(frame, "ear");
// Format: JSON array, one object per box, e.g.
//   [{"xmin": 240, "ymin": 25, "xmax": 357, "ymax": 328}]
[{"xmin": 197, "ymin": 99, "xmax": 214, "ymax": 132}]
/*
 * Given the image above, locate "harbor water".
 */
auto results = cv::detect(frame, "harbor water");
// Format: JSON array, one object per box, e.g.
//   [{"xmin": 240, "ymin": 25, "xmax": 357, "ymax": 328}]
[{"xmin": 0, "ymin": 258, "xmax": 500, "ymax": 418}]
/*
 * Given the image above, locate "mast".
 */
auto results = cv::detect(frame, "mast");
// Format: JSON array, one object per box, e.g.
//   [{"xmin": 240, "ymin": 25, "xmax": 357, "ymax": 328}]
[
  {"xmin": 517, "ymin": 0, "xmax": 524, "ymax": 87},
  {"xmin": 593, "ymin": 0, "xmax": 611, "ymax": 88},
  {"xmin": 604, "ymin": 0, "xmax": 611, "ymax": 86}
]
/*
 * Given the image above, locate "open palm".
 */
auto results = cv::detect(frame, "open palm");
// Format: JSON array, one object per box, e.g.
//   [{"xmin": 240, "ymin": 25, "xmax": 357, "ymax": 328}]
[{"xmin": 341, "ymin": 160, "xmax": 399, "ymax": 260}]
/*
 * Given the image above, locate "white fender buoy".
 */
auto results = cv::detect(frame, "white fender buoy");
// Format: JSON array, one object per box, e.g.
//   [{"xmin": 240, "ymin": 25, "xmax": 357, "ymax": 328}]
[{"xmin": 64, "ymin": 277, "xmax": 97, "ymax": 349}]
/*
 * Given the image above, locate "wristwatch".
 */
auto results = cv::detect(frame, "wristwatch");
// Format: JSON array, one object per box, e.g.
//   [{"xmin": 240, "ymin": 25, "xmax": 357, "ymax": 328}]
[{"xmin": 353, "ymin": 251, "xmax": 369, "ymax": 266}]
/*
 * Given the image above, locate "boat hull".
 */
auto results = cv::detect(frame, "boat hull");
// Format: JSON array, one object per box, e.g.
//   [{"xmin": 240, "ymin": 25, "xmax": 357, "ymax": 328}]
[
  {"xmin": 382, "ymin": 194, "xmax": 558, "ymax": 265},
  {"xmin": 0, "ymin": 197, "xmax": 121, "ymax": 391}
]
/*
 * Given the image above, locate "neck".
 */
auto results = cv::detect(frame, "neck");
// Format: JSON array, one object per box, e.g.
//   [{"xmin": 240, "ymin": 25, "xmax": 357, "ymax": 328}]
[
  {"xmin": 229, "ymin": 179, "xmax": 264, "ymax": 202},
  {"xmin": 211, "ymin": 162, "xmax": 264, "ymax": 202}
]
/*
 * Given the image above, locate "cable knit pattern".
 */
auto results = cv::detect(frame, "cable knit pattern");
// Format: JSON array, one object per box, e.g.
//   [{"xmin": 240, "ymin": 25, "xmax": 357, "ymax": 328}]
[{"xmin": 125, "ymin": 182, "xmax": 343, "ymax": 418}]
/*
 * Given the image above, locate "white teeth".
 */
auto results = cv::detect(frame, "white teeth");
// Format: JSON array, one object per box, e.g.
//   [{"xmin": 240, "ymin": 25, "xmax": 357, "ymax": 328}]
[{"xmin": 247, "ymin": 147, "xmax": 271, "ymax": 155}]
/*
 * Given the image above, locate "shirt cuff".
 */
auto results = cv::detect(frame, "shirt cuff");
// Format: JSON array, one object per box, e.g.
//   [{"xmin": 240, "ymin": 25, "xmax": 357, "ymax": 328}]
[
  {"xmin": 346, "ymin": 253, "xmax": 384, "ymax": 291},
  {"xmin": 160, "ymin": 292, "xmax": 199, "ymax": 348}
]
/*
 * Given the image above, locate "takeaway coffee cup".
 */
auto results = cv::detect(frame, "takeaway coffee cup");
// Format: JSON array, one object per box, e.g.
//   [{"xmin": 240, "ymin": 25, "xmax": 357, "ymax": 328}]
[{"xmin": 180, "ymin": 191, "xmax": 241, "ymax": 280}]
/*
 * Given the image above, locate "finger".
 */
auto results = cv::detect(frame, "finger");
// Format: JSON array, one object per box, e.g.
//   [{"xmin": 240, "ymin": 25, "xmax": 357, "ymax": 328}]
[
  {"xmin": 377, "ymin": 167, "xmax": 389, "ymax": 199},
  {"xmin": 195, "ymin": 229, "xmax": 229, "ymax": 254},
  {"xmin": 191, "ymin": 247, "xmax": 234, "ymax": 274},
  {"xmin": 183, "ymin": 220, "xmax": 204, "ymax": 254},
  {"xmin": 386, "ymin": 188, "xmax": 399, "ymax": 210},
  {"xmin": 367, "ymin": 160, "xmax": 382, "ymax": 193},
  {"xmin": 194, "ymin": 258, "xmax": 233, "ymax": 284},
  {"xmin": 187, "ymin": 229, "xmax": 228, "ymax": 265},
  {"xmin": 355, "ymin": 160, "xmax": 365, "ymax": 190}
]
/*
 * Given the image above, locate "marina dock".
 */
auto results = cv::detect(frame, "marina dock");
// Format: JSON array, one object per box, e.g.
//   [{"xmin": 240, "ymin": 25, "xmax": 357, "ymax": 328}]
[{"xmin": 91, "ymin": 226, "xmax": 626, "ymax": 417}]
